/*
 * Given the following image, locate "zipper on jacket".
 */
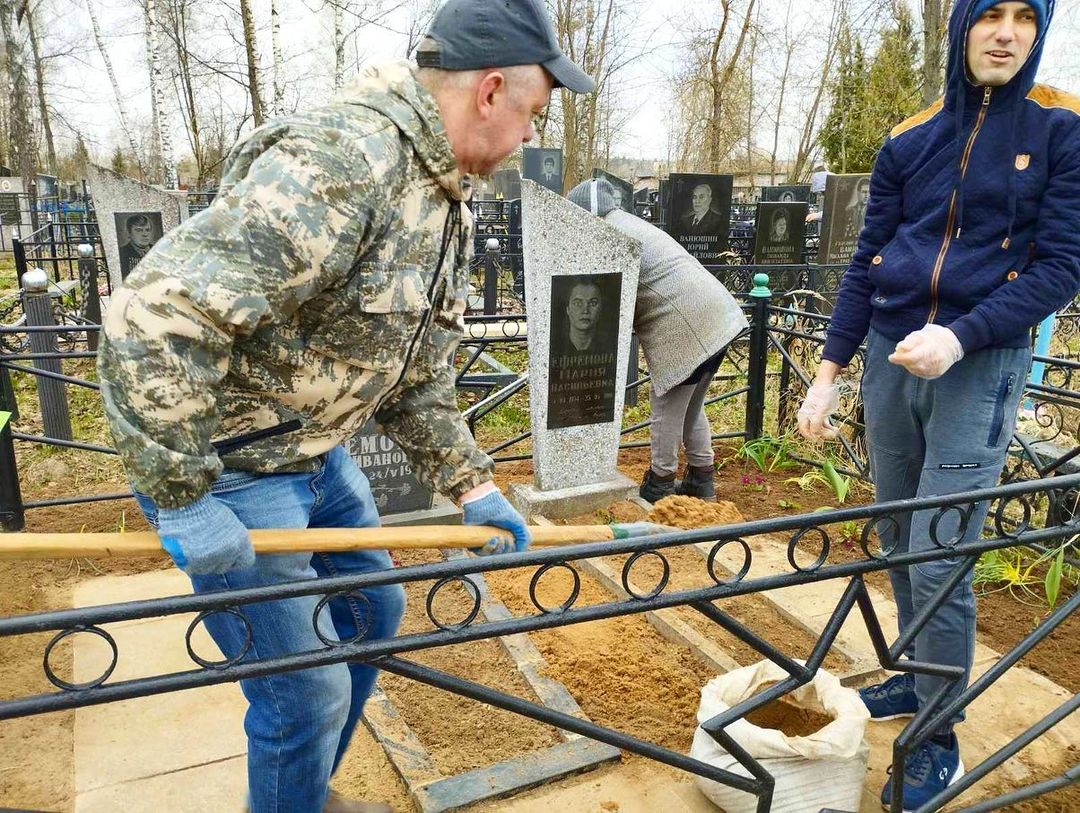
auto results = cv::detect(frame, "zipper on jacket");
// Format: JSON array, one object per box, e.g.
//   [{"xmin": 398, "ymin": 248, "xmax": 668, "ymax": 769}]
[{"xmin": 927, "ymin": 86, "xmax": 992, "ymax": 325}]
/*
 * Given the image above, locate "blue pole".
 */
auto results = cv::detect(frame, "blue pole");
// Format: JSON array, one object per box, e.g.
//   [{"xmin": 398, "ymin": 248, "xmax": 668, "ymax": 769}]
[{"xmin": 1025, "ymin": 312, "xmax": 1056, "ymax": 410}]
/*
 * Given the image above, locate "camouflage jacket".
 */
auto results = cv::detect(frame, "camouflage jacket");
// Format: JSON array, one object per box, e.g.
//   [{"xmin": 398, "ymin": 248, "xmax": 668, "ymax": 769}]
[{"xmin": 97, "ymin": 62, "xmax": 493, "ymax": 509}]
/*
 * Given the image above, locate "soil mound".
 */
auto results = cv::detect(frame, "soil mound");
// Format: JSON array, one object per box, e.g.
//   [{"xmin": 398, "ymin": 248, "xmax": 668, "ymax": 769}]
[{"xmin": 648, "ymin": 496, "xmax": 744, "ymax": 529}]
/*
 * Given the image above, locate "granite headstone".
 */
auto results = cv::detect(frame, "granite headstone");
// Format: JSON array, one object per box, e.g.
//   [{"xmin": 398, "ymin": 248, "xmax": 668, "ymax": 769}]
[
  {"xmin": 762, "ymin": 184, "xmax": 811, "ymax": 203},
  {"xmin": 818, "ymin": 173, "xmax": 870, "ymax": 265},
  {"xmin": 753, "ymin": 202, "xmax": 808, "ymax": 265},
  {"xmin": 347, "ymin": 421, "xmax": 434, "ymax": 514},
  {"xmin": 494, "ymin": 168, "xmax": 522, "ymax": 200},
  {"xmin": 522, "ymin": 147, "xmax": 564, "ymax": 194},
  {"xmin": 664, "ymin": 173, "xmax": 733, "ymax": 263},
  {"xmin": 510, "ymin": 180, "xmax": 640, "ymax": 519},
  {"xmin": 591, "ymin": 168, "xmax": 634, "ymax": 213},
  {"xmin": 87, "ymin": 164, "xmax": 188, "ymax": 289}
]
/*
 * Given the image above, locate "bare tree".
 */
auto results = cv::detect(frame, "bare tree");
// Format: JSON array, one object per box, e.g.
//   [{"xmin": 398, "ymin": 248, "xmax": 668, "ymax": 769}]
[
  {"xmin": 271, "ymin": 0, "xmax": 283, "ymax": 115},
  {"xmin": 770, "ymin": 0, "xmax": 796, "ymax": 185},
  {"xmin": 705, "ymin": 0, "xmax": 755, "ymax": 172},
  {"xmin": 921, "ymin": 0, "xmax": 950, "ymax": 105},
  {"xmin": 25, "ymin": 1, "xmax": 56, "ymax": 173},
  {"xmin": 333, "ymin": 0, "xmax": 344, "ymax": 90},
  {"xmin": 239, "ymin": 0, "xmax": 265, "ymax": 126},
  {"xmin": 146, "ymin": 0, "xmax": 176, "ymax": 187},
  {"xmin": 86, "ymin": 0, "xmax": 143, "ymax": 178},
  {"xmin": 1, "ymin": 0, "xmax": 36, "ymax": 197},
  {"xmin": 789, "ymin": 0, "xmax": 845, "ymax": 182}
]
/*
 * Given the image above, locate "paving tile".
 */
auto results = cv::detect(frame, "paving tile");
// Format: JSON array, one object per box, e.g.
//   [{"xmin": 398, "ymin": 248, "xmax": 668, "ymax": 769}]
[{"xmin": 75, "ymin": 755, "xmax": 246, "ymax": 813}]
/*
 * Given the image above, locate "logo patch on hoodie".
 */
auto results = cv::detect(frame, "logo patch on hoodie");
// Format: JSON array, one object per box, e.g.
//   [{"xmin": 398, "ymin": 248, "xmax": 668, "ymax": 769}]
[{"xmin": 1015, "ymin": 153, "xmax": 1031, "ymax": 171}]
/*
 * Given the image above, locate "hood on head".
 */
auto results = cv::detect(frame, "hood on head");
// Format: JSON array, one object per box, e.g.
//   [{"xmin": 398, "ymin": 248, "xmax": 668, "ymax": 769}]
[{"xmin": 945, "ymin": 0, "xmax": 1054, "ymax": 104}]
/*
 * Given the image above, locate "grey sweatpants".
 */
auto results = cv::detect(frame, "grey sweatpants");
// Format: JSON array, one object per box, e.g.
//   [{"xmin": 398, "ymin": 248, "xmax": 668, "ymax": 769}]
[
  {"xmin": 649, "ymin": 374, "xmax": 715, "ymax": 477},
  {"xmin": 861, "ymin": 328, "xmax": 1030, "ymax": 728}
]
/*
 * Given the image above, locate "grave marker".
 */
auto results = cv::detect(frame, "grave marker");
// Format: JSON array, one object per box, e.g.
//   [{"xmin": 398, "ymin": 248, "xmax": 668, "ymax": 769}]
[
  {"xmin": 818, "ymin": 173, "xmax": 870, "ymax": 265},
  {"xmin": 522, "ymin": 147, "xmax": 564, "ymax": 194},
  {"xmin": 761, "ymin": 184, "xmax": 811, "ymax": 203},
  {"xmin": 591, "ymin": 168, "xmax": 634, "ymax": 213},
  {"xmin": 753, "ymin": 201, "xmax": 809, "ymax": 266},
  {"xmin": 663, "ymin": 173, "xmax": 733, "ymax": 263}
]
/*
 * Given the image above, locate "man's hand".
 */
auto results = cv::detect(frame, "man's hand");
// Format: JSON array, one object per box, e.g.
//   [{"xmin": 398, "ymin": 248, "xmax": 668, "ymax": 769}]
[
  {"xmin": 798, "ymin": 380, "xmax": 841, "ymax": 440},
  {"xmin": 460, "ymin": 486, "xmax": 530, "ymax": 556},
  {"xmin": 156, "ymin": 494, "xmax": 255, "ymax": 575},
  {"xmin": 888, "ymin": 324, "xmax": 964, "ymax": 379}
]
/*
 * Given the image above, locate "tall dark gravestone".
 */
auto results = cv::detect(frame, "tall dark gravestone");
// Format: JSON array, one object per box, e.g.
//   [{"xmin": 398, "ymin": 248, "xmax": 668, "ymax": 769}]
[
  {"xmin": 664, "ymin": 173, "xmax": 733, "ymax": 263},
  {"xmin": 753, "ymin": 202, "xmax": 809, "ymax": 265},
  {"xmin": 347, "ymin": 421, "xmax": 434, "ymax": 515},
  {"xmin": 591, "ymin": 168, "xmax": 634, "ymax": 213},
  {"xmin": 762, "ymin": 184, "xmax": 810, "ymax": 203},
  {"xmin": 494, "ymin": 168, "xmax": 521, "ymax": 200},
  {"xmin": 818, "ymin": 173, "xmax": 871, "ymax": 265},
  {"xmin": 522, "ymin": 147, "xmax": 564, "ymax": 194},
  {"xmin": 546, "ymin": 273, "xmax": 622, "ymax": 430}
]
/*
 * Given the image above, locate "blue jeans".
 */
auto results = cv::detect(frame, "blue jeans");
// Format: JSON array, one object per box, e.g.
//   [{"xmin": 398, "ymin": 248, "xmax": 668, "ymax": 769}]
[
  {"xmin": 134, "ymin": 446, "xmax": 406, "ymax": 813},
  {"xmin": 861, "ymin": 329, "xmax": 1030, "ymax": 729}
]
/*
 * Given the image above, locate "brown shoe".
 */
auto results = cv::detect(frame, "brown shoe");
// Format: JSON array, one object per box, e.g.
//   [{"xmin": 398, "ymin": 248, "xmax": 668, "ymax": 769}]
[{"xmin": 324, "ymin": 789, "xmax": 393, "ymax": 813}]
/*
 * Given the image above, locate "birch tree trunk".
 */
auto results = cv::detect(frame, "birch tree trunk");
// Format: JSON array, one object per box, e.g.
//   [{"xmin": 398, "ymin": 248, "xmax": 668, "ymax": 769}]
[
  {"xmin": 239, "ymin": 0, "xmax": 265, "ymax": 126},
  {"xmin": 25, "ymin": 3, "xmax": 56, "ymax": 174},
  {"xmin": 271, "ymin": 0, "xmax": 283, "ymax": 115},
  {"xmin": 707, "ymin": 0, "xmax": 755, "ymax": 173},
  {"xmin": 86, "ymin": 0, "xmax": 143, "ymax": 177},
  {"xmin": 333, "ymin": 1, "xmax": 344, "ymax": 91},
  {"xmin": 0, "ymin": 0, "xmax": 36, "ymax": 197},
  {"xmin": 146, "ymin": 0, "xmax": 176, "ymax": 188}
]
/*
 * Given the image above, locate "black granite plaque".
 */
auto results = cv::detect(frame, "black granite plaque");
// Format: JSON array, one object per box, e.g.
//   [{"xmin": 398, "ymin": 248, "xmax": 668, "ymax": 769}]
[
  {"xmin": 0, "ymin": 193, "xmax": 19, "ymax": 225},
  {"xmin": 591, "ymin": 168, "xmax": 634, "ymax": 213},
  {"xmin": 522, "ymin": 147, "xmax": 563, "ymax": 194},
  {"xmin": 664, "ymin": 173, "xmax": 733, "ymax": 262},
  {"xmin": 114, "ymin": 211, "xmax": 164, "ymax": 279},
  {"xmin": 36, "ymin": 174, "xmax": 58, "ymax": 199},
  {"xmin": 546, "ymin": 273, "xmax": 622, "ymax": 430},
  {"xmin": 818, "ymin": 174, "xmax": 870, "ymax": 265},
  {"xmin": 762, "ymin": 184, "xmax": 810, "ymax": 203},
  {"xmin": 348, "ymin": 421, "xmax": 434, "ymax": 514},
  {"xmin": 753, "ymin": 202, "xmax": 809, "ymax": 265},
  {"xmin": 493, "ymin": 168, "xmax": 521, "ymax": 200}
]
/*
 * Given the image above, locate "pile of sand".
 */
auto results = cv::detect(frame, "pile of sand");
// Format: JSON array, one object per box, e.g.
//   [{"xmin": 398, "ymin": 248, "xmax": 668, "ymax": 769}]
[{"xmin": 647, "ymin": 495, "xmax": 744, "ymax": 530}]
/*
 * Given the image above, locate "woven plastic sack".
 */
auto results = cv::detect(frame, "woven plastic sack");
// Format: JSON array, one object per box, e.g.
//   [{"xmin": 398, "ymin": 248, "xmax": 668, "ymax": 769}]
[{"xmin": 690, "ymin": 660, "xmax": 870, "ymax": 813}]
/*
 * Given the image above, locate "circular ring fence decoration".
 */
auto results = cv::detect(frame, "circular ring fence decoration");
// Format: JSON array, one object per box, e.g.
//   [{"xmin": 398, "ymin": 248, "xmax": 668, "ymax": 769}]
[
  {"xmin": 44, "ymin": 625, "xmax": 118, "ymax": 691},
  {"xmin": 425, "ymin": 575, "xmax": 482, "ymax": 632},
  {"xmin": 312, "ymin": 590, "xmax": 374, "ymax": 648},
  {"xmin": 993, "ymin": 494, "xmax": 1033, "ymax": 539},
  {"xmin": 860, "ymin": 515, "xmax": 901, "ymax": 560},
  {"xmin": 788, "ymin": 526, "xmax": 830, "ymax": 573},
  {"xmin": 621, "ymin": 550, "xmax": 670, "ymax": 600},
  {"xmin": 706, "ymin": 538, "xmax": 752, "ymax": 585},
  {"xmin": 186, "ymin": 608, "xmax": 253, "ymax": 668},
  {"xmin": 929, "ymin": 504, "xmax": 972, "ymax": 549},
  {"xmin": 528, "ymin": 563, "xmax": 581, "ymax": 615}
]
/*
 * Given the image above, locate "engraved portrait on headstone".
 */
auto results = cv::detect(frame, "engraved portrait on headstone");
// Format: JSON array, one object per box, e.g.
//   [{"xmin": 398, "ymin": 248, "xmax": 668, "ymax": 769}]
[
  {"xmin": 818, "ymin": 173, "xmax": 871, "ymax": 265},
  {"xmin": 522, "ymin": 147, "xmax": 564, "ymax": 194},
  {"xmin": 591, "ymin": 168, "xmax": 634, "ymax": 213},
  {"xmin": 547, "ymin": 273, "xmax": 622, "ymax": 430},
  {"xmin": 664, "ymin": 173, "xmax": 733, "ymax": 262},
  {"xmin": 753, "ymin": 202, "xmax": 809, "ymax": 265},
  {"xmin": 347, "ymin": 421, "xmax": 434, "ymax": 514},
  {"xmin": 762, "ymin": 184, "xmax": 811, "ymax": 203},
  {"xmin": 114, "ymin": 211, "xmax": 164, "ymax": 279}
]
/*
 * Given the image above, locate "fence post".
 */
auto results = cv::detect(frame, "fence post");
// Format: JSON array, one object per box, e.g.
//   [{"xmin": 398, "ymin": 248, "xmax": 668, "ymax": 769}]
[
  {"xmin": 77, "ymin": 244, "xmax": 102, "ymax": 350},
  {"xmin": 12, "ymin": 238, "xmax": 27, "ymax": 286},
  {"xmin": 28, "ymin": 180, "xmax": 39, "ymax": 235},
  {"xmin": 745, "ymin": 272, "xmax": 772, "ymax": 441},
  {"xmin": 22, "ymin": 268, "xmax": 73, "ymax": 442},
  {"xmin": 483, "ymin": 238, "xmax": 499, "ymax": 315},
  {"xmin": 0, "ymin": 371, "xmax": 24, "ymax": 531}
]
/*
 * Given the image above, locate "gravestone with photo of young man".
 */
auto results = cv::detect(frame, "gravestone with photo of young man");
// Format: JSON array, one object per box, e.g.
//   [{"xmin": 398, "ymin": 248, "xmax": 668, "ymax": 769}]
[
  {"xmin": 753, "ymin": 202, "xmax": 809, "ymax": 266},
  {"xmin": 510, "ymin": 180, "xmax": 640, "ymax": 520},
  {"xmin": 522, "ymin": 147, "xmax": 564, "ymax": 194},
  {"xmin": 664, "ymin": 173, "xmax": 733, "ymax": 263},
  {"xmin": 591, "ymin": 168, "xmax": 634, "ymax": 213},
  {"xmin": 87, "ymin": 164, "xmax": 189, "ymax": 290},
  {"xmin": 818, "ymin": 173, "xmax": 871, "ymax": 265}
]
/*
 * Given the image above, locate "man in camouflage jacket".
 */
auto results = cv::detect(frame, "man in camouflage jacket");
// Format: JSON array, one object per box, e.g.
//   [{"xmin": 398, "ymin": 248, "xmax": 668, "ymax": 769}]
[{"xmin": 96, "ymin": 1, "xmax": 594, "ymax": 810}]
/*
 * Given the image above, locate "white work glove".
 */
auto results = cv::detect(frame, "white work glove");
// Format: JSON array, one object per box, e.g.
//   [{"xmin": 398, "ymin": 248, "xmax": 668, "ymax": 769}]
[
  {"xmin": 797, "ymin": 381, "xmax": 841, "ymax": 440},
  {"xmin": 888, "ymin": 324, "xmax": 964, "ymax": 379}
]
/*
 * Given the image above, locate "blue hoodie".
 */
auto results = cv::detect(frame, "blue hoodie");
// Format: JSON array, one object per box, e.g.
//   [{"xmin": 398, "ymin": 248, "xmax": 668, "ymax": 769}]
[{"xmin": 823, "ymin": 0, "xmax": 1080, "ymax": 367}]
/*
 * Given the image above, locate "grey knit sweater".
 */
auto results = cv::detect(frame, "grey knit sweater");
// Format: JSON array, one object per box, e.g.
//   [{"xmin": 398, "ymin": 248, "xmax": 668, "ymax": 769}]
[{"xmin": 605, "ymin": 210, "xmax": 748, "ymax": 397}]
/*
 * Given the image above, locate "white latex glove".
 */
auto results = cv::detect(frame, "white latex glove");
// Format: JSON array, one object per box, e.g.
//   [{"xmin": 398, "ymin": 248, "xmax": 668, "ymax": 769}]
[
  {"xmin": 797, "ymin": 381, "xmax": 841, "ymax": 440},
  {"xmin": 888, "ymin": 324, "xmax": 964, "ymax": 379}
]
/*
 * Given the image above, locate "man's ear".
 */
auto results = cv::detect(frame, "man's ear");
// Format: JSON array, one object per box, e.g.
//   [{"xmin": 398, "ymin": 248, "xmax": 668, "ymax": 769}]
[{"xmin": 475, "ymin": 71, "xmax": 507, "ymax": 121}]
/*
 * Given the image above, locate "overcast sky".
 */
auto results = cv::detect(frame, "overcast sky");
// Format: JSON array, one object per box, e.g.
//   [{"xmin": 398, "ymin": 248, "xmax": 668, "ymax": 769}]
[{"xmin": 45, "ymin": 0, "xmax": 1080, "ymax": 166}]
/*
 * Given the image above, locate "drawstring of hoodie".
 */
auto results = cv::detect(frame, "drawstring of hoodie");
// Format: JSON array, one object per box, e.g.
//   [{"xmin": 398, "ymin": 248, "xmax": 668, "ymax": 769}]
[{"xmin": 954, "ymin": 87, "xmax": 967, "ymax": 237}]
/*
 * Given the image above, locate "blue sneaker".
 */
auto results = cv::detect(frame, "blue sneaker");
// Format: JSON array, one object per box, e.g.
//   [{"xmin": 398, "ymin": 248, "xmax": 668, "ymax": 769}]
[
  {"xmin": 860, "ymin": 672, "xmax": 918, "ymax": 720},
  {"xmin": 880, "ymin": 734, "xmax": 965, "ymax": 811}
]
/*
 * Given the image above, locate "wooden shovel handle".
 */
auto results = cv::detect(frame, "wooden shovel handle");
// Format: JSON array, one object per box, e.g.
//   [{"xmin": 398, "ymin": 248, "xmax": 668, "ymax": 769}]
[{"xmin": 0, "ymin": 524, "xmax": 617, "ymax": 560}]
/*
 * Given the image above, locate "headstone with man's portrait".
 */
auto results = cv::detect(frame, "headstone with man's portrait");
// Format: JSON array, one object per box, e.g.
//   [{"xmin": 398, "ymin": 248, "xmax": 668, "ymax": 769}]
[
  {"xmin": 522, "ymin": 147, "xmax": 564, "ymax": 194},
  {"xmin": 591, "ymin": 168, "xmax": 634, "ymax": 214},
  {"xmin": 664, "ymin": 173, "xmax": 733, "ymax": 263},
  {"xmin": 87, "ymin": 163, "xmax": 189, "ymax": 290},
  {"xmin": 510, "ymin": 180, "xmax": 640, "ymax": 519},
  {"xmin": 762, "ymin": 184, "xmax": 811, "ymax": 203},
  {"xmin": 753, "ymin": 202, "xmax": 809, "ymax": 266},
  {"xmin": 818, "ymin": 173, "xmax": 871, "ymax": 265}
]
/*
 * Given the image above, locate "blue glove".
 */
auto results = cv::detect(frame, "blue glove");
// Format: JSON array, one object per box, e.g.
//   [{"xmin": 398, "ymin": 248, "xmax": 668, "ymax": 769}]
[
  {"xmin": 461, "ymin": 490, "xmax": 530, "ymax": 556},
  {"xmin": 156, "ymin": 493, "xmax": 255, "ymax": 575}
]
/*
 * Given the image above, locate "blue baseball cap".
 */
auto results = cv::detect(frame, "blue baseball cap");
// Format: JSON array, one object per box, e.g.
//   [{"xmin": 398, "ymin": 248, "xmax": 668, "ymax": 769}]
[{"xmin": 418, "ymin": 0, "xmax": 595, "ymax": 94}]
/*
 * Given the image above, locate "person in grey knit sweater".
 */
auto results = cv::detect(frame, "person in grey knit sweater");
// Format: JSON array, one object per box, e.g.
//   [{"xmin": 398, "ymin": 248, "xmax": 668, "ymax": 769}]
[{"xmin": 567, "ymin": 178, "xmax": 748, "ymax": 500}]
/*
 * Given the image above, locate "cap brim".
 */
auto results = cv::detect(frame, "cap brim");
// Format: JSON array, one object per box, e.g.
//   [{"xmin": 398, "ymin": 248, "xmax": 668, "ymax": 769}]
[{"xmin": 543, "ymin": 54, "xmax": 595, "ymax": 94}]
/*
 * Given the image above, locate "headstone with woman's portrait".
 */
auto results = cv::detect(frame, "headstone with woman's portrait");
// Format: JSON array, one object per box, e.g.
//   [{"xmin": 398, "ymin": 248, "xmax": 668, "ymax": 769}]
[
  {"xmin": 753, "ymin": 202, "xmax": 809, "ymax": 265},
  {"xmin": 818, "ymin": 173, "xmax": 871, "ymax": 265},
  {"xmin": 87, "ymin": 163, "xmax": 189, "ymax": 290}
]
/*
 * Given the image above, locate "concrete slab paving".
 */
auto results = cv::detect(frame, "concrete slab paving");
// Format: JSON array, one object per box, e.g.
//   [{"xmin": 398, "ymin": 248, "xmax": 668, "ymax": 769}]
[{"xmin": 75, "ymin": 756, "xmax": 246, "ymax": 813}]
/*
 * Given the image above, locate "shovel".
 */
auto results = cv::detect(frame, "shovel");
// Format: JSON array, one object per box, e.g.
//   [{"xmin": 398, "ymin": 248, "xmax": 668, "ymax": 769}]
[{"xmin": 0, "ymin": 521, "xmax": 679, "ymax": 560}]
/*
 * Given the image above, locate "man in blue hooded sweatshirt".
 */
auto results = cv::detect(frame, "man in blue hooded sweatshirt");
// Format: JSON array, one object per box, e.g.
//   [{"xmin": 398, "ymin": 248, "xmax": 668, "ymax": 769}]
[{"xmin": 798, "ymin": 0, "xmax": 1078, "ymax": 808}]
